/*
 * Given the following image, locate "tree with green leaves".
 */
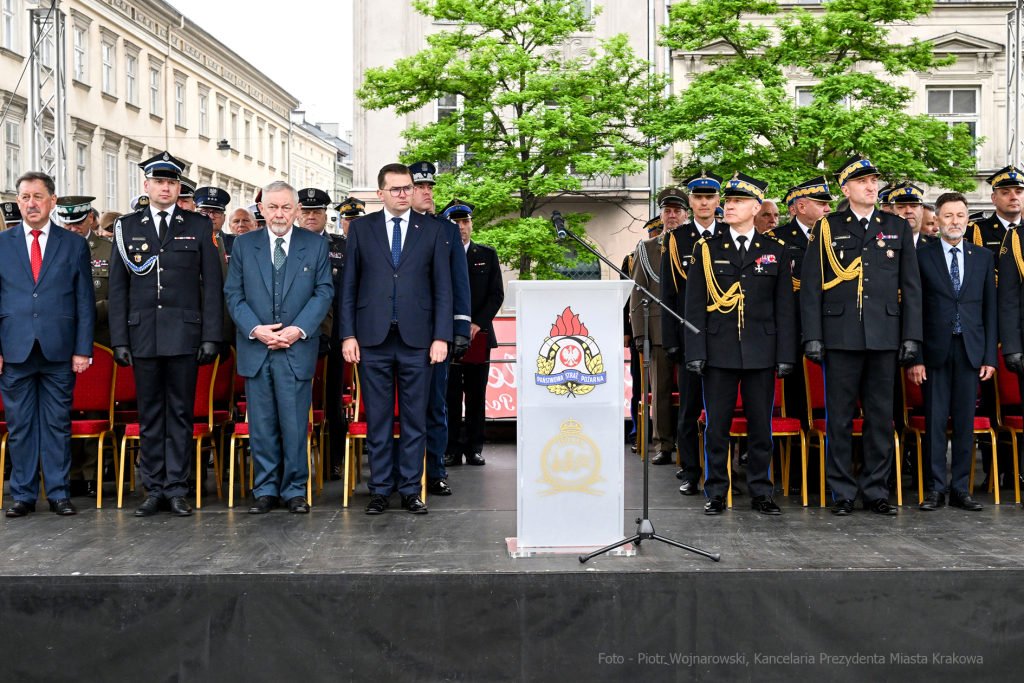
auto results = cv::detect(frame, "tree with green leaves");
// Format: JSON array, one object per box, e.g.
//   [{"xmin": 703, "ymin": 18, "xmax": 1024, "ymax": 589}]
[
  {"xmin": 660, "ymin": 0, "xmax": 979, "ymax": 195},
  {"xmin": 357, "ymin": 0, "xmax": 674, "ymax": 279}
]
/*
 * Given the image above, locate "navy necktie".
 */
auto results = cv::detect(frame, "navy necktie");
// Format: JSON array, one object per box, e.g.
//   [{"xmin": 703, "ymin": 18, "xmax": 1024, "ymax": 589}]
[
  {"xmin": 391, "ymin": 217, "xmax": 403, "ymax": 267},
  {"xmin": 950, "ymin": 246, "xmax": 962, "ymax": 334},
  {"xmin": 391, "ymin": 216, "xmax": 402, "ymax": 322}
]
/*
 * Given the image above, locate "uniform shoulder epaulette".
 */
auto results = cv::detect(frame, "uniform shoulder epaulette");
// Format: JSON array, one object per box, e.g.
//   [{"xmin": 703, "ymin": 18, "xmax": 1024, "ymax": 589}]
[
  {"xmin": 477, "ymin": 242, "xmax": 498, "ymax": 254},
  {"xmin": 767, "ymin": 233, "xmax": 785, "ymax": 245}
]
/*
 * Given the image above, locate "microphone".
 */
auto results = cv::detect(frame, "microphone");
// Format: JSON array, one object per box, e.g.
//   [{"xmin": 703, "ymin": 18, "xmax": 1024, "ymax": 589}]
[{"xmin": 551, "ymin": 210, "xmax": 567, "ymax": 239}]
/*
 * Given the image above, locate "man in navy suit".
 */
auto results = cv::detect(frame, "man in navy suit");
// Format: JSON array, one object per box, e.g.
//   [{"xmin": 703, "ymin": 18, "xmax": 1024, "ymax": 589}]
[
  {"xmin": 0, "ymin": 172, "xmax": 95, "ymax": 517},
  {"xmin": 224, "ymin": 181, "xmax": 333, "ymax": 514},
  {"xmin": 340, "ymin": 163, "xmax": 453, "ymax": 515},
  {"xmin": 907, "ymin": 192, "xmax": 997, "ymax": 512}
]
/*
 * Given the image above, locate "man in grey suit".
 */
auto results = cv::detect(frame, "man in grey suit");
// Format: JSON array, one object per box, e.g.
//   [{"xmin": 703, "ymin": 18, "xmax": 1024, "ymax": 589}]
[{"xmin": 224, "ymin": 181, "xmax": 334, "ymax": 514}]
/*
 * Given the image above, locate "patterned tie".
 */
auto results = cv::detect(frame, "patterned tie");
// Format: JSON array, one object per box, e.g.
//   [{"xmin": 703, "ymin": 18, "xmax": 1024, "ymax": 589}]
[
  {"xmin": 950, "ymin": 246, "xmax": 962, "ymax": 334},
  {"xmin": 274, "ymin": 237, "xmax": 285, "ymax": 272},
  {"xmin": 736, "ymin": 234, "xmax": 747, "ymax": 261},
  {"xmin": 157, "ymin": 210, "xmax": 168, "ymax": 238},
  {"xmin": 391, "ymin": 216, "xmax": 403, "ymax": 267},
  {"xmin": 30, "ymin": 229, "xmax": 42, "ymax": 282}
]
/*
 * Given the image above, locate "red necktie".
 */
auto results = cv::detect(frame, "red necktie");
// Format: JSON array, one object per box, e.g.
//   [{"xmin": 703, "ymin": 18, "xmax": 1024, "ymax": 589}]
[{"xmin": 30, "ymin": 229, "xmax": 43, "ymax": 282}]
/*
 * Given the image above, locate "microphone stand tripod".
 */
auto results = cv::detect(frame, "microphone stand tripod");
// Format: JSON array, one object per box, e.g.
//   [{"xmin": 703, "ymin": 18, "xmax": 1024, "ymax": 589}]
[{"xmin": 554, "ymin": 223, "xmax": 719, "ymax": 564}]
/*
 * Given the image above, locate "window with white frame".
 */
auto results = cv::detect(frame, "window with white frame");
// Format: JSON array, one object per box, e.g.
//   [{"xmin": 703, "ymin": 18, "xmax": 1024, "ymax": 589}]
[
  {"xmin": 268, "ymin": 129, "xmax": 275, "ymax": 166},
  {"xmin": 126, "ymin": 54, "xmax": 137, "ymax": 105},
  {"xmin": 217, "ymin": 103, "xmax": 225, "ymax": 140},
  {"xmin": 149, "ymin": 67, "xmax": 160, "ymax": 114},
  {"xmin": 2, "ymin": 0, "xmax": 15, "ymax": 51},
  {"xmin": 101, "ymin": 41, "xmax": 115, "ymax": 95},
  {"xmin": 198, "ymin": 93, "xmax": 208, "ymax": 137},
  {"xmin": 73, "ymin": 27, "xmax": 87, "ymax": 81},
  {"xmin": 4, "ymin": 121, "xmax": 20, "ymax": 191},
  {"xmin": 927, "ymin": 87, "xmax": 980, "ymax": 145},
  {"xmin": 105, "ymin": 153, "xmax": 117, "ymax": 211},
  {"xmin": 257, "ymin": 123, "xmax": 264, "ymax": 162},
  {"xmin": 175, "ymin": 82, "xmax": 185, "ymax": 127},
  {"xmin": 231, "ymin": 110, "xmax": 238, "ymax": 148},
  {"xmin": 76, "ymin": 143, "xmax": 87, "ymax": 194},
  {"xmin": 127, "ymin": 160, "xmax": 140, "ymax": 202},
  {"xmin": 244, "ymin": 117, "xmax": 251, "ymax": 156},
  {"xmin": 796, "ymin": 86, "xmax": 852, "ymax": 109},
  {"xmin": 437, "ymin": 94, "xmax": 458, "ymax": 121}
]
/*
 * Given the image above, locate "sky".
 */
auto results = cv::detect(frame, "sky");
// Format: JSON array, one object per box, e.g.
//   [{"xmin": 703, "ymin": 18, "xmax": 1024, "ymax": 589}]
[{"xmin": 168, "ymin": 0, "xmax": 354, "ymax": 138}]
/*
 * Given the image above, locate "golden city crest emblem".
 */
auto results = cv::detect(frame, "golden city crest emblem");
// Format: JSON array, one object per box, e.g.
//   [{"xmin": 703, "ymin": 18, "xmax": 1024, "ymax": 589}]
[{"xmin": 537, "ymin": 419, "xmax": 605, "ymax": 497}]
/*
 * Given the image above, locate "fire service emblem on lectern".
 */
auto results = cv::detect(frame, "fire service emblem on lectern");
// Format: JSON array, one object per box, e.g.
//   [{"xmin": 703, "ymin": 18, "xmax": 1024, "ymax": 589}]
[
  {"xmin": 535, "ymin": 307, "xmax": 605, "ymax": 397},
  {"xmin": 537, "ymin": 419, "xmax": 605, "ymax": 497}
]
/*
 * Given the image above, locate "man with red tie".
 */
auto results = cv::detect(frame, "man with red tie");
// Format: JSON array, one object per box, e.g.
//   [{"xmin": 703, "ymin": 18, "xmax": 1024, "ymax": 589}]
[{"xmin": 0, "ymin": 172, "xmax": 95, "ymax": 517}]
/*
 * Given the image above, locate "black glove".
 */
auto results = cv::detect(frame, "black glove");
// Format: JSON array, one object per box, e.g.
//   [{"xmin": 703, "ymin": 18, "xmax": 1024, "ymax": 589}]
[
  {"xmin": 196, "ymin": 341, "xmax": 220, "ymax": 366},
  {"xmin": 685, "ymin": 360, "xmax": 705, "ymax": 377},
  {"xmin": 633, "ymin": 336, "xmax": 645, "ymax": 351},
  {"xmin": 898, "ymin": 340, "xmax": 920, "ymax": 367},
  {"xmin": 665, "ymin": 347, "xmax": 682, "ymax": 364},
  {"xmin": 317, "ymin": 334, "xmax": 331, "ymax": 358},
  {"xmin": 452, "ymin": 334, "xmax": 471, "ymax": 361},
  {"xmin": 1005, "ymin": 352, "xmax": 1024, "ymax": 376},
  {"xmin": 775, "ymin": 363, "xmax": 794, "ymax": 378},
  {"xmin": 113, "ymin": 345, "xmax": 133, "ymax": 368},
  {"xmin": 804, "ymin": 340, "xmax": 824, "ymax": 366}
]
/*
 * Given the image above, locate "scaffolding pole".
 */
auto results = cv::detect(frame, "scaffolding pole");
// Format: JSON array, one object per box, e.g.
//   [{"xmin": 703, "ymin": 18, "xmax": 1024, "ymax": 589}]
[{"xmin": 27, "ymin": 1, "xmax": 68, "ymax": 195}]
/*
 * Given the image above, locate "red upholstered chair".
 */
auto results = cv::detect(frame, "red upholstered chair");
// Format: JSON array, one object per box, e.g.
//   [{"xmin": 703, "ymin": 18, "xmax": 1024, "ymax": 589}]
[
  {"xmin": 804, "ymin": 358, "xmax": 903, "ymax": 507},
  {"xmin": 228, "ymin": 388, "xmax": 315, "ymax": 508},
  {"xmin": 0, "ymin": 392, "xmax": 9, "ymax": 507},
  {"xmin": 210, "ymin": 349, "xmax": 237, "ymax": 497},
  {"xmin": 310, "ymin": 357, "xmax": 329, "ymax": 496},
  {"xmin": 341, "ymin": 360, "xmax": 356, "ymax": 419},
  {"xmin": 72, "ymin": 344, "xmax": 117, "ymax": 509},
  {"xmin": 113, "ymin": 364, "xmax": 139, "ymax": 492},
  {"xmin": 118, "ymin": 358, "xmax": 219, "ymax": 509},
  {"xmin": 233, "ymin": 366, "xmax": 247, "ymax": 420},
  {"xmin": 901, "ymin": 368, "xmax": 1003, "ymax": 504},
  {"xmin": 992, "ymin": 354, "xmax": 1023, "ymax": 504},
  {"xmin": 696, "ymin": 377, "xmax": 806, "ymax": 508}
]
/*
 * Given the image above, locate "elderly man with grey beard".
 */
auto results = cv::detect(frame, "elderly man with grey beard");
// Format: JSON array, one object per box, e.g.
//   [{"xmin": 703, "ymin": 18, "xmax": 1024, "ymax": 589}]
[{"xmin": 224, "ymin": 181, "xmax": 334, "ymax": 514}]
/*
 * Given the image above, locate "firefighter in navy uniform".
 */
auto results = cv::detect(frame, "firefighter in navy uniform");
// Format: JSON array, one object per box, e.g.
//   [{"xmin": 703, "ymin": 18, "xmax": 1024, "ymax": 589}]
[
  {"xmin": 661, "ymin": 174, "xmax": 722, "ymax": 493},
  {"xmin": 194, "ymin": 186, "xmax": 234, "ymax": 357},
  {"xmin": 800, "ymin": 154, "xmax": 922, "ymax": 516},
  {"xmin": 108, "ymin": 151, "xmax": 224, "ymax": 517},
  {"xmin": 766, "ymin": 176, "xmax": 833, "ymax": 495},
  {"xmin": 684, "ymin": 172, "xmax": 796, "ymax": 515}
]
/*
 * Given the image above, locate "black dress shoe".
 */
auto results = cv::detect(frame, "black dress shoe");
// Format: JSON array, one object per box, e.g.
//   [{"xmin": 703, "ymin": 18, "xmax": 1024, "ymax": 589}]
[
  {"xmin": 442, "ymin": 453, "xmax": 461, "ymax": 467},
  {"xmin": 650, "ymin": 451, "xmax": 673, "ymax": 465},
  {"xmin": 919, "ymin": 491, "xmax": 945, "ymax": 511},
  {"xmin": 704, "ymin": 495, "xmax": 726, "ymax": 515},
  {"xmin": 49, "ymin": 499, "xmax": 77, "ymax": 516},
  {"xmin": 979, "ymin": 473, "xmax": 993, "ymax": 491},
  {"xmin": 949, "ymin": 492, "xmax": 983, "ymax": 511},
  {"xmin": 679, "ymin": 479, "xmax": 699, "ymax": 496},
  {"xmin": 465, "ymin": 452, "xmax": 486, "ymax": 466},
  {"xmin": 135, "ymin": 496, "xmax": 162, "ymax": 517},
  {"xmin": 866, "ymin": 498, "xmax": 898, "ymax": 515},
  {"xmin": 84, "ymin": 480, "xmax": 97, "ymax": 498},
  {"xmin": 831, "ymin": 499, "xmax": 854, "ymax": 516},
  {"xmin": 401, "ymin": 494, "xmax": 428, "ymax": 514},
  {"xmin": 751, "ymin": 495, "xmax": 781, "ymax": 515},
  {"xmin": 675, "ymin": 468, "xmax": 685, "ymax": 480},
  {"xmin": 5, "ymin": 500, "xmax": 35, "ymax": 518},
  {"xmin": 427, "ymin": 478, "xmax": 453, "ymax": 495},
  {"xmin": 330, "ymin": 465, "xmax": 342, "ymax": 481},
  {"xmin": 365, "ymin": 494, "xmax": 390, "ymax": 515},
  {"xmin": 248, "ymin": 495, "xmax": 280, "ymax": 514},
  {"xmin": 169, "ymin": 496, "xmax": 193, "ymax": 516},
  {"xmin": 286, "ymin": 496, "xmax": 310, "ymax": 513}
]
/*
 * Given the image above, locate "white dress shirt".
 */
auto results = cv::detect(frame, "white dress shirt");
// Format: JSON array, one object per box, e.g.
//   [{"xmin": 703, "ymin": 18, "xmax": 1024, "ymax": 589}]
[
  {"xmin": 463, "ymin": 241, "xmax": 470, "ymax": 253},
  {"xmin": 268, "ymin": 225, "xmax": 294, "ymax": 256},
  {"xmin": 729, "ymin": 226, "xmax": 754, "ymax": 252},
  {"xmin": 23, "ymin": 220, "xmax": 52, "ymax": 259},
  {"xmin": 996, "ymin": 213, "xmax": 1018, "ymax": 230},
  {"xmin": 383, "ymin": 208, "xmax": 411, "ymax": 252},
  {"xmin": 149, "ymin": 204, "xmax": 176, "ymax": 237},
  {"xmin": 694, "ymin": 217, "xmax": 717, "ymax": 237},
  {"xmin": 795, "ymin": 218, "xmax": 812, "ymax": 240},
  {"xmin": 942, "ymin": 238, "xmax": 967, "ymax": 283},
  {"xmin": 850, "ymin": 207, "xmax": 875, "ymax": 226}
]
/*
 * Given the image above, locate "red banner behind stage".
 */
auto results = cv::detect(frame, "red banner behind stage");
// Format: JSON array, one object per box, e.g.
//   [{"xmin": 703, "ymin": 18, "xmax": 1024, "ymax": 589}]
[{"xmin": 484, "ymin": 316, "xmax": 633, "ymax": 420}]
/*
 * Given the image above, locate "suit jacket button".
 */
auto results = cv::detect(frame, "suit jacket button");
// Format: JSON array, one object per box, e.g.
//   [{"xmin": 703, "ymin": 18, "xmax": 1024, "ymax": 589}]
[
  {"xmin": 33, "ymin": 293, "xmax": 37, "ymax": 297},
  {"xmin": 33, "ymin": 313, "xmax": 37, "ymax": 317}
]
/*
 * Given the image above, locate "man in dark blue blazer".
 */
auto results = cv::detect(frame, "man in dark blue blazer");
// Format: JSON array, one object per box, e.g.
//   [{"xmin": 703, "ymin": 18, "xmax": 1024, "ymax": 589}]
[
  {"xmin": 0, "ymin": 172, "xmax": 95, "ymax": 517},
  {"xmin": 224, "ymin": 182, "xmax": 334, "ymax": 514},
  {"xmin": 340, "ymin": 163, "xmax": 453, "ymax": 515},
  {"xmin": 907, "ymin": 192, "xmax": 997, "ymax": 512}
]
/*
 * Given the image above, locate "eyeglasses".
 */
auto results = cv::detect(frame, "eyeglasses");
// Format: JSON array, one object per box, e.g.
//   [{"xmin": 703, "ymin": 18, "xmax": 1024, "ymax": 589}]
[{"xmin": 385, "ymin": 185, "xmax": 413, "ymax": 197}]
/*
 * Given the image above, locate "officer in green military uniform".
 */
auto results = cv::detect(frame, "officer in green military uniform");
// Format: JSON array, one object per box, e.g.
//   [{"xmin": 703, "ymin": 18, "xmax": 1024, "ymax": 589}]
[{"xmin": 58, "ymin": 197, "xmax": 110, "ymax": 497}]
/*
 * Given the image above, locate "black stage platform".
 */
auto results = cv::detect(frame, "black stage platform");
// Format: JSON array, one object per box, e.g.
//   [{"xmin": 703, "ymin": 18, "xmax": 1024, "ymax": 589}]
[{"xmin": 1, "ymin": 440, "xmax": 1023, "ymax": 682}]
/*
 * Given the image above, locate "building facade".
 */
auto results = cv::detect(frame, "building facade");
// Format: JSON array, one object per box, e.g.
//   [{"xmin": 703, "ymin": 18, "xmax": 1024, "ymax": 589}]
[
  {"xmin": 0, "ymin": 0, "xmax": 350, "ymax": 224},
  {"xmin": 353, "ymin": 0, "xmax": 1017, "ymax": 284}
]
